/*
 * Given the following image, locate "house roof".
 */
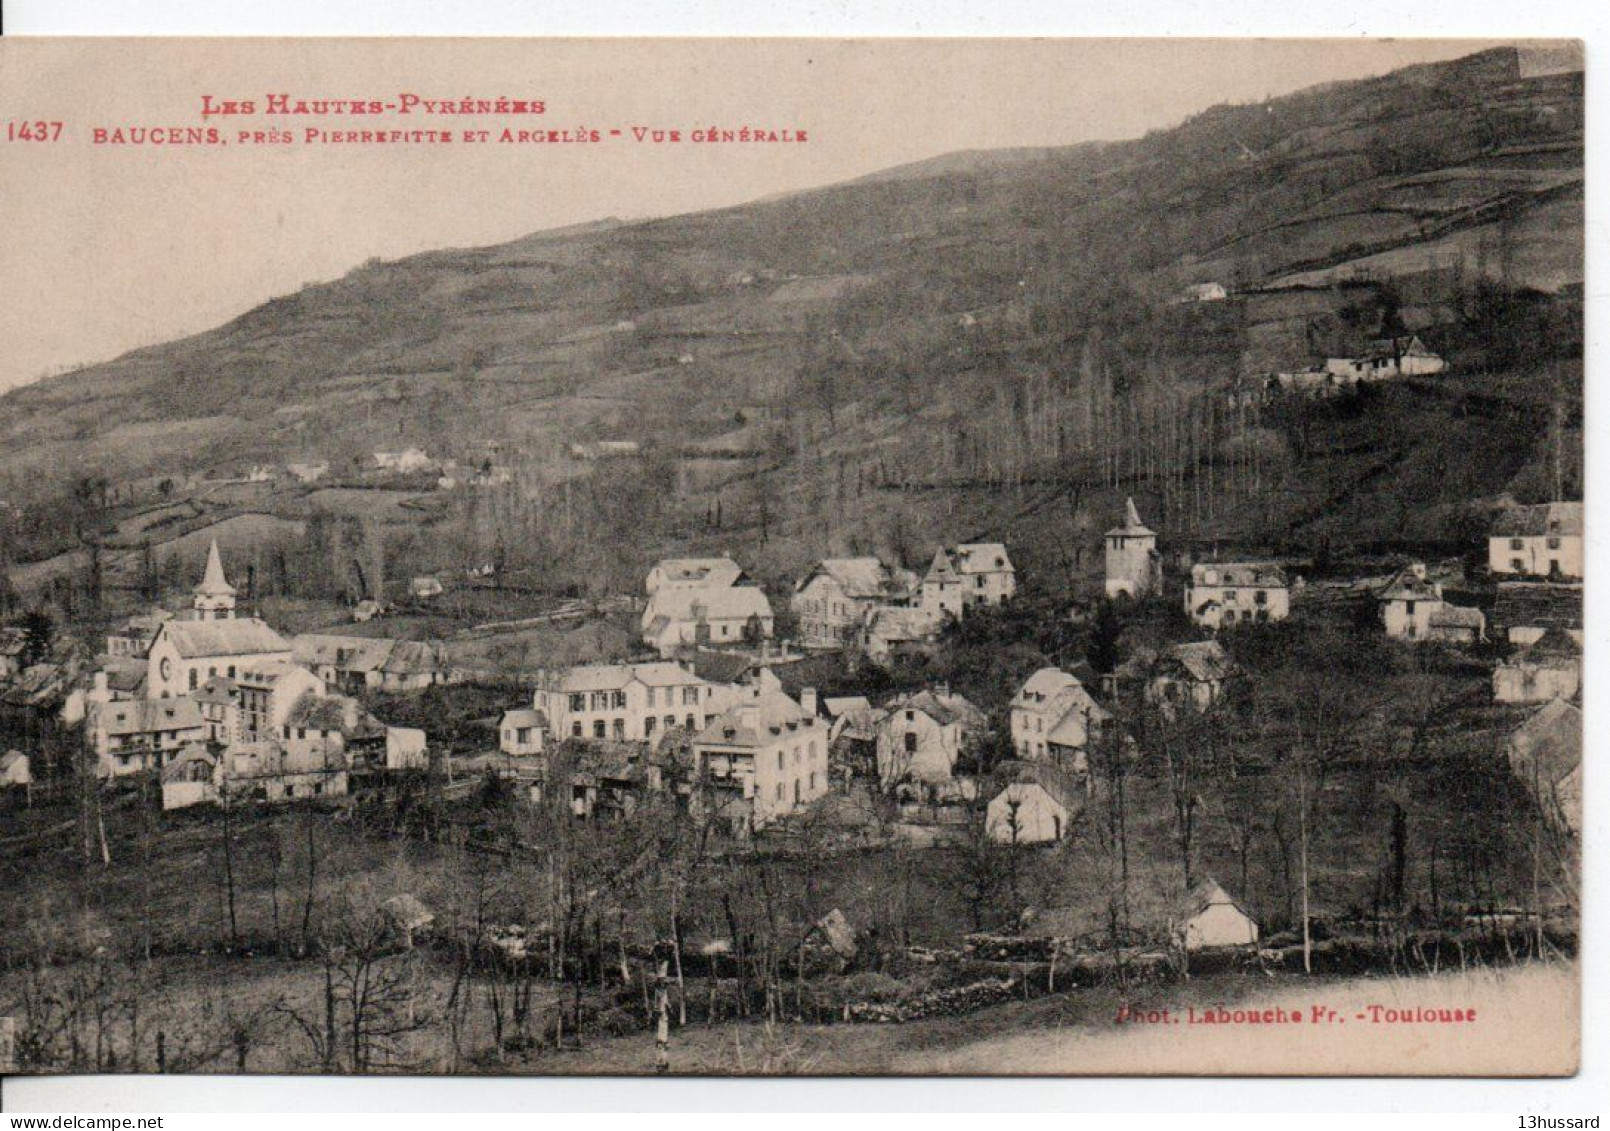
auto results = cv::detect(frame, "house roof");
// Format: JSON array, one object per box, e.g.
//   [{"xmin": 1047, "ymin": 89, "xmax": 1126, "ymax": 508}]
[
  {"xmin": 865, "ymin": 604, "xmax": 944, "ymax": 642},
  {"xmin": 688, "ymin": 650, "xmax": 757, "ymax": 686},
  {"xmin": 293, "ymin": 633, "xmax": 395, "ymax": 672},
  {"xmin": 1376, "ymin": 564, "xmax": 1440, "ymax": 602},
  {"xmin": 1, "ymin": 749, "xmax": 28, "ymax": 771},
  {"xmin": 103, "ymin": 661, "xmax": 149, "ymax": 695},
  {"xmin": 798, "ymin": 558, "xmax": 894, "ymax": 599},
  {"xmin": 1190, "ymin": 561, "xmax": 1289, "ymax": 588},
  {"xmin": 1105, "ymin": 497, "xmax": 1155, "ymax": 538},
  {"xmin": 1156, "ymin": 640, "xmax": 1235, "ymax": 684},
  {"xmin": 882, "ymin": 687, "xmax": 986, "ymax": 730},
  {"xmin": 1517, "ymin": 626, "xmax": 1582, "ymax": 663},
  {"xmin": 1428, "ymin": 605, "xmax": 1485, "ymax": 630},
  {"xmin": 286, "ymin": 692, "xmax": 383, "ymax": 738},
  {"xmin": 822, "ymin": 695, "xmax": 871, "ymax": 717},
  {"xmin": 501, "ymin": 708, "xmax": 545, "ymax": 728},
  {"xmin": 102, "ymin": 696, "xmax": 204, "ymax": 737},
  {"xmin": 952, "ymin": 543, "xmax": 1013, "ymax": 574},
  {"xmin": 1491, "ymin": 501, "xmax": 1583, "ymax": 538},
  {"xmin": 1018, "ymin": 667, "xmax": 1083, "ymax": 702},
  {"xmin": 651, "ymin": 556, "xmax": 745, "ymax": 588},
  {"xmin": 645, "ymin": 586, "xmax": 774, "ymax": 625},
  {"xmin": 1364, "ymin": 335, "xmax": 1437, "ymax": 359},
  {"xmin": 549, "ymin": 661, "xmax": 706, "ymax": 693},
  {"xmin": 1177, "ymin": 877, "xmax": 1256, "ymax": 925},
  {"xmin": 1044, "ymin": 685, "xmax": 1111, "ymax": 746},
  {"xmin": 158, "ymin": 618, "xmax": 291, "ymax": 661},
  {"xmin": 237, "ymin": 660, "xmax": 309, "ymax": 690},
  {"xmin": 994, "ymin": 759, "xmax": 1085, "ymax": 812},
  {"xmin": 693, "ymin": 689, "xmax": 814, "ymax": 749}
]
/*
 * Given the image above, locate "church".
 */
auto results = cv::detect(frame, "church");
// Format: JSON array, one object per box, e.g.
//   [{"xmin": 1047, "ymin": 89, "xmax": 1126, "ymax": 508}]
[{"xmin": 145, "ymin": 541, "xmax": 293, "ymax": 699}]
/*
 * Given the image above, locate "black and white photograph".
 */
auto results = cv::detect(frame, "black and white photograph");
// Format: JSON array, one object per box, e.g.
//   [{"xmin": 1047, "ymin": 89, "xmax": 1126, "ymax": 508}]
[{"xmin": 0, "ymin": 36, "xmax": 1585, "ymax": 1084}]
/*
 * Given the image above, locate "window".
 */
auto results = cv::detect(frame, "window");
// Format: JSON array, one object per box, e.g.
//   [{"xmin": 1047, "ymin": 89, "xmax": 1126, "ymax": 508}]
[
  {"xmin": 611, "ymin": 690, "xmax": 627, "ymax": 710},
  {"xmin": 189, "ymin": 670, "xmax": 198, "ymax": 691},
  {"xmin": 1511, "ymin": 558, "xmax": 1525, "ymax": 572},
  {"xmin": 775, "ymin": 783, "xmax": 783, "ymax": 801},
  {"xmin": 593, "ymin": 721, "xmax": 606, "ymax": 739},
  {"xmin": 612, "ymin": 719, "xmax": 625, "ymax": 739},
  {"xmin": 1511, "ymin": 538, "xmax": 1524, "ymax": 551},
  {"xmin": 1547, "ymin": 537, "xmax": 1561, "ymax": 550},
  {"xmin": 683, "ymin": 687, "xmax": 699, "ymax": 705},
  {"xmin": 572, "ymin": 722, "xmax": 582, "ymax": 737},
  {"xmin": 904, "ymin": 732, "xmax": 918, "ymax": 754},
  {"xmin": 591, "ymin": 691, "xmax": 609, "ymax": 711},
  {"xmin": 685, "ymin": 714, "xmax": 695, "ymax": 730},
  {"xmin": 644, "ymin": 717, "xmax": 656, "ymax": 736},
  {"xmin": 777, "ymin": 751, "xmax": 785, "ymax": 771},
  {"xmin": 1255, "ymin": 590, "xmax": 1268, "ymax": 605},
  {"xmin": 646, "ymin": 687, "xmax": 656, "ymax": 707},
  {"xmin": 227, "ymin": 666, "xmax": 235, "ymax": 679},
  {"xmin": 665, "ymin": 715, "xmax": 675, "ymax": 730},
  {"xmin": 1405, "ymin": 601, "xmax": 1416, "ymax": 616},
  {"xmin": 569, "ymin": 693, "xmax": 586, "ymax": 713}
]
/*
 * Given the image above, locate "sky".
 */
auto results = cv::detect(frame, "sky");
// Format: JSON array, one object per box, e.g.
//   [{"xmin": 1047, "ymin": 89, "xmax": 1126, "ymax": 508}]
[{"xmin": 0, "ymin": 38, "xmax": 1514, "ymax": 393}]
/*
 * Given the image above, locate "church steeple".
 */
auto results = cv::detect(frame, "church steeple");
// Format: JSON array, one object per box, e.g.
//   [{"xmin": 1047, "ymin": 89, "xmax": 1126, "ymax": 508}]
[{"xmin": 193, "ymin": 539, "xmax": 237, "ymax": 620}]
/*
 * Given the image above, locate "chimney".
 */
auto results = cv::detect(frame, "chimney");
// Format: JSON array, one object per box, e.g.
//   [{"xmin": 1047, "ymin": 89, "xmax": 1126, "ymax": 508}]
[
  {"xmin": 801, "ymin": 687, "xmax": 818, "ymax": 716},
  {"xmin": 736, "ymin": 700, "xmax": 760, "ymax": 733}
]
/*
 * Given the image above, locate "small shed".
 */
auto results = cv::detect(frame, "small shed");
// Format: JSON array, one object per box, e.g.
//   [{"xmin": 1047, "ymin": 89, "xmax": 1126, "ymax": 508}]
[
  {"xmin": 1174, "ymin": 878, "xmax": 1259, "ymax": 951},
  {"xmin": 409, "ymin": 576, "xmax": 444, "ymax": 600},
  {"xmin": 1, "ymin": 749, "xmax": 31, "ymax": 788}
]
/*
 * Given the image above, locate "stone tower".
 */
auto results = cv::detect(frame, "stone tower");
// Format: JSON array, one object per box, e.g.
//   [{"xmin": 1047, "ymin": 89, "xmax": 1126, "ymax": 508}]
[
  {"xmin": 1104, "ymin": 498, "xmax": 1160, "ymax": 600},
  {"xmin": 193, "ymin": 539, "xmax": 237, "ymax": 621}
]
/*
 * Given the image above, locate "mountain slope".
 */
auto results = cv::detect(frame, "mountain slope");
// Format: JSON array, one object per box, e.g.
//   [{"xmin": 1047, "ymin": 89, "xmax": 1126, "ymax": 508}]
[{"xmin": 0, "ymin": 46, "xmax": 1583, "ymax": 594}]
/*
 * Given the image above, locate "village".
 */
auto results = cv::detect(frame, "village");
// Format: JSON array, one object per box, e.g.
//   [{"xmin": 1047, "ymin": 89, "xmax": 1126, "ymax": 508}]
[{"xmin": 0, "ymin": 451, "xmax": 1583, "ymax": 1072}]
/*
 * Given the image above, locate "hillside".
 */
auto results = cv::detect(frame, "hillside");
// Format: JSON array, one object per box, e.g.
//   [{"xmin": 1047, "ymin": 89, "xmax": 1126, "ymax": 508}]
[{"xmin": 0, "ymin": 45, "xmax": 1583, "ymax": 599}]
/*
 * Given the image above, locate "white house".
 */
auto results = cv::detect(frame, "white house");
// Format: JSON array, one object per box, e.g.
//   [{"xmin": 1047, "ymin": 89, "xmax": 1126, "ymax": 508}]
[
  {"xmin": 499, "ymin": 708, "xmax": 546, "ymax": 756},
  {"xmin": 1489, "ymin": 502, "xmax": 1583, "ymax": 581},
  {"xmin": 645, "ymin": 556, "xmax": 746, "ymax": 595},
  {"xmin": 1010, "ymin": 667, "xmax": 1108, "ymax": 766},
  {"xmin": 89, "ymin": 694, "xmax": 208, "ymax": 777},
  {"xmin": 1105, "ymin": 498, "xmax": 1161, "ymax": 600},
  {"xmin": 1324, "ymin": 336, "xmax": 1447, "ymax": 383},
  {"xmin": 409, "ymin": 576, "xmax": 444, "ymax": 600},
  {"xmin": 533, "ymin": 661, "xmax": 740, "ymax": 742},
  {"xmin": 792, "ymin": 558, "xmax": 915, "ymax": 649},
  {"xmin": 641, "ymin": 586, "xmax": 774, "ymax": 656},
  {"xmin": 1375, "ymin": 563, "xmax": 1486, "ymax": 644},
  {"xmin": 919, "ymin": 543, "xmax": 1016, "ymax": 618},
  {"xmin": 1174, "ymin": 878, "xmax": 1259, "ymax": 951},
  {"xmin": 985, "ymin": 761, "xmax": 1085, "ymax": 845},
  {"xmin": 1494, "ymin": 628, "xmax": 1581, "ymax": 704},
  {"xmin": 1, "ymin": 749, "xmax": 32, "ymax": 789},
  {"xmin": 1184, "ymin": 562, "xmax": 1290, "ymax": 629},
  {"xmin": 690, "ymin": 685, "xmax": 829, "ymax": 829},
  {"xmin": 874, "ymin": 686, "xmax": 987, "ymax": 788}
]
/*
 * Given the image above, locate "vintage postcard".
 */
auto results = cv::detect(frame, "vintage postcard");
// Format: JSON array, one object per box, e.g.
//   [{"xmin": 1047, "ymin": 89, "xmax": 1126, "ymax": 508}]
[{"xmin": 0, "ymin": 38, "xmax": 1582, "ymax": 1078}]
